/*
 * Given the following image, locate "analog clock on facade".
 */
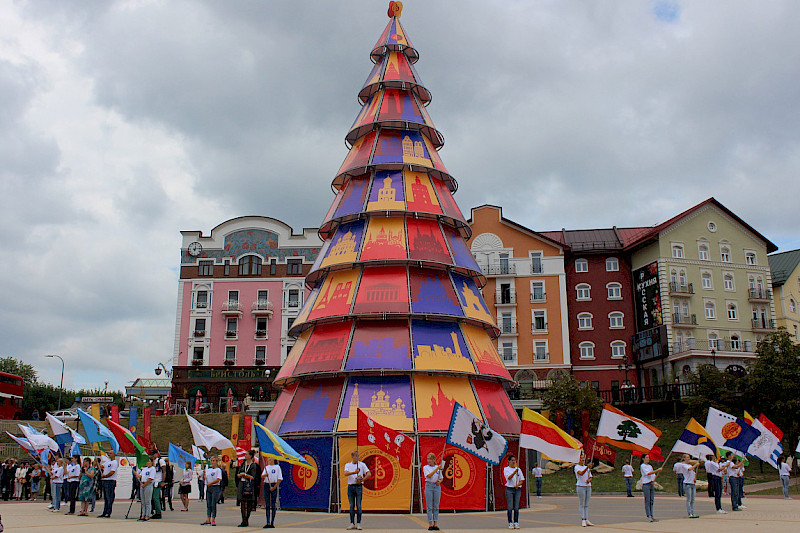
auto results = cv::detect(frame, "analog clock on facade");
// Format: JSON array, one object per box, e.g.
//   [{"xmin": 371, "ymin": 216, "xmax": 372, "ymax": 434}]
[{"xmin": 187, "ymin": 241, "xmax": 203, "ymax": 257}]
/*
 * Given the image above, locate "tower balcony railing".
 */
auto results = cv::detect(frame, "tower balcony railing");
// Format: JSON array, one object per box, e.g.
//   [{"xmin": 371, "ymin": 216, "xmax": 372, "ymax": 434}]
[
  {"xmin": 530, "ymin": 291, "xmax": 546, "ymax": 303},
  {"xmin": 495, "ymin": 291, "xmax": 517, "ymax": 305},
  {"xmin": 252, "ymin": 300, "xmax": 274, "ymax": 315},
  {"xmin": 481, "ymin": 263, "xmax": 516, "ymax": 276},
  {"xmin": 499, "ymin": 323, "xmax": 518, "ymax": 335},
  {"xmin": 221, "ymin": 300, "xmax": 242, "ymax": 316},
  {"xmin": 669, "ymin": 282, "xmax": 694, "ymax": 295},
  {"xmin": 751, "ymin": 318, "xmax": 776, "ymax": 331},
  {"xmin": 748, "ymin": 288, "xmax": 772, "ymax": 302},
  {"xmin": 672, "ymin": 313, "xmax": 697, "ymax": 327}
]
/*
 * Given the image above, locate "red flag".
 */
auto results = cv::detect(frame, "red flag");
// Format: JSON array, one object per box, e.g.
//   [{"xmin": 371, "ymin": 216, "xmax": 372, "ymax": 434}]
[
  {"xmin": 107, "ymin": 419, "xmax": 136, "ymax": 454},
  {"xmin": 757, "ymin": 414, "xmax": 784, "ymax": 441},
  {"xmin": 137, "ymin": 434, "xmax": 155, "ymax": 454},
  {"xmin": 357, "ymin": 409, "xmax": 414, "ymax": 469},
  {"xmin": 235, "ymin": 445, "xmax": 247, "ymax": 465},
  {"xmin": 110, "ymin": 405, "xmax": 120, "ymax": 424},
  {"xmin": 583, "ymin": 436, "xmax": 616, "ymax": 464},
  {"xmin": 243, "ymin": 415, "xmax": 252, "ymax": 441},
  {"xmin": 631, "ymin": 446, "xmax": 663, "ymax": 461},
  {"xmin": 143, "ymin": 404, "xmax": 152, "ymax": 443}
]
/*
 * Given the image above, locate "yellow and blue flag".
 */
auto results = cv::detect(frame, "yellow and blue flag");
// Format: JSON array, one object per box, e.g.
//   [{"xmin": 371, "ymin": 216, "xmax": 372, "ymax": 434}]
[
  {"xmin": 672, "ymin": 418, "xmax": 719, "ymax": 459},
  {"xmin": 168, "ymin": 442, "xmax": 197, "ymax": 469},
  {"xmin": 254, "ymin": 422, "xmax": 316, "ymax": 473}
]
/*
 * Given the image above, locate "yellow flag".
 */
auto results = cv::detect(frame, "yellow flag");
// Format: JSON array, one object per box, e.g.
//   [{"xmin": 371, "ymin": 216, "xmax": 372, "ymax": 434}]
[{"xmin": 90, "ymin": 404, "xmax": 101, "ymax": 451}]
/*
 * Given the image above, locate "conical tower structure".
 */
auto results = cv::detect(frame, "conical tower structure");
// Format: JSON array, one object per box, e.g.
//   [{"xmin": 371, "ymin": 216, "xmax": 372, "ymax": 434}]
[{"xmin": 267, "ymin": 4, "xmax": 523, "ymax": 512}]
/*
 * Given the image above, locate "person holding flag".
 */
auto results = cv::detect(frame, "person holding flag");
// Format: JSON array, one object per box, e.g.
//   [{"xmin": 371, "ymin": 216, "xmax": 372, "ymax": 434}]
[
  {"xmin": 342, "ymin": 450, "xmax": 371, "ymax": 531},
  {"xmin": 574, "ymin": 452, "xmax": 593, "ymax": 527},
  {"xmin": 201, "ymin": 455, "xmax": 224, "ymax": 526},
  {"xmin": 99, "ymin": 449, "xmax": 118, "ymax": 518},
  {"xmin": 261, "ymin": 457, "xmax": 283, "ymax": 529},
  {"xmin": 640, "ymin": 454, "xmax": 663, "ymax": 522},
  {"xmin": 422, "ymin": 453, "xmax": 443, "ymax": 531},
  {"xmin": 504, "ymin": 455, "xmax": 525, "ymax": 530},
  {"xmin": 677, "ymin": 454, "xmax": 701, "ymax": 518},
  {"xmin": 235, "ymin": 449, "xmax": 260, "ymax": 528},
  {"xmin": 703, "ymin": 453, "xmax": 730, "ymax": 513}
]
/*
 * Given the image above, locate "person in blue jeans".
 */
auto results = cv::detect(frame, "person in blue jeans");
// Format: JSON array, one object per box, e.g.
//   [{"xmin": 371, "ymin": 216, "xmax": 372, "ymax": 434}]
[
  {"xmin": 100, "ymin": 451, "xmax": 118, "ymax": 517},
  {"xmin": 504, "ymin": 455, "xmax": 524, "ymax": 529},
  {"xmin": 261, "ymin": 457, "xmax": 283, "ymax": 528},
  {"xmin": 532, "ymin": 463, "xmax": 543, "ymax": 498},
  {"xmin": 423, "ymin": 453, "xmax": 443, "ymax": 531},
  {"xmin": 343, "ymin": 450, "xmax": 371, "ymax": 530},
  {"xmin": 640, "ymin": 454, "xmax": 663, "ymax": 522}
]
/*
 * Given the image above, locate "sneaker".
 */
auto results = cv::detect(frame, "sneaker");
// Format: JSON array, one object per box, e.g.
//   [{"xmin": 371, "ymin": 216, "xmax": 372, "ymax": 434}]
[
  {"xmin": 739, "ymin": 505, "xmax": 747, "ymax": 509},
  {"xmin": 509, "ymin": 524, "xmax": 515, "ymax": 530},
  {"xmin": 717, "ymin": 509, "xmax": 727, "ymax": 514},
  {"xmin": 581, "ymin": 520, "xmax": 587, "ymax": 527},
  {"xmin": 347, "ymin": 525, "xmax": 357, "ymax": 531},
  {"xmin": 201, "ymin": 520, "xmax": 211, "ymax": 525},
  {"xmin": 732, "ymin": 508, "xmax": 741, "ymax": 511},
  {"xmin": 212, "ymin": 521, "xmax": 216, "ymax": 526},
  {"xmin": 537, "ymin": 495, "xmax": 543, "ymax": 499},
  {"xmin": 689, "ymin": 515, "xmax": 699, "ymax": 518},
  {"xmin": 585, "ymin": 520, "xmax": 594, "ymax": 526},
  {"xmin": 514, "ymin": 523, "xmax": 520, "ymax": 529},
  {"xmin": 356, "ymin": 526, "xmax": 362, "ymax": 531}
]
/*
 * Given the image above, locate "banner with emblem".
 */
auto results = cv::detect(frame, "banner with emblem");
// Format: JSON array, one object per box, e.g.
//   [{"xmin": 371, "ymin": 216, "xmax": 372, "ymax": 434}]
[
  {"xmin": 419, "ymin": 436, "xmax": 486, "ymax": 510},
  {"xmin": 276, "ymin": 436, "xmax": 332, "ymax": 510},
  {"xmin": 338, "ymin": 437, "xmax": 412, "ymax": 511},
  {"xmin": 356, "ymin": 408, "xmax": 414, "ymax": 468}
]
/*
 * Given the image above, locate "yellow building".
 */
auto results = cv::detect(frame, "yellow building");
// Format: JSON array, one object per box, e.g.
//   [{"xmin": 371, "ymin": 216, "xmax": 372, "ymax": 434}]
[{"xmin": 769, "ymin": 249, "xmax": 800, "ymax": 342}]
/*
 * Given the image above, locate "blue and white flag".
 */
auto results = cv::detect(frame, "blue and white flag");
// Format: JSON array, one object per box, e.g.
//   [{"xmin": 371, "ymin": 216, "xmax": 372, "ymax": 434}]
[
  {"xmin": 747, "ymin": 417, "xmax": 782, "ymax": 468},
  {"xmin": 446, "ymin": 402, "xmax": 508, "ymax": 466},
  {"xmin": 19, "ymin": 424, "xmax": 59, "ymax": 452},
  {"xmin": 705, "ymin": 407, "xmax": 760, "ymax": 455},
  {"xmin": 77, "ymin": 408, "xmax": 119, "ymax": 453},
  {"xmin": 46, "ymin": 413, "xmax": 86, "ymax": 453},
  {"xmin": 168, "ymin": 443, "xmax": 197, "ymax": 469}
]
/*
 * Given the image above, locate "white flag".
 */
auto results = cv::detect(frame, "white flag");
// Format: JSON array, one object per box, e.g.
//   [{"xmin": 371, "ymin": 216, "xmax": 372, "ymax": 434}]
[
  {"xmin": 46, "ymin": 412, "xmax": 86, "ymax": 446},
  {"xmin": 747, "ymin": 418, "xmax": 782, "ymax": 468},
  {"xmin": 19, "ymin": 424, "xmax": 59, "ymax": 452},
  {"xmin": 186, "ymin": 414, "xmax": 234, "ymax": 451},
  {"xmin": 446, "ymin": 402, "xmax": 507, "ymax": 465},
  {"xmin": 596, "ymin": 404, "xmax": 661, "ymax": 453}
]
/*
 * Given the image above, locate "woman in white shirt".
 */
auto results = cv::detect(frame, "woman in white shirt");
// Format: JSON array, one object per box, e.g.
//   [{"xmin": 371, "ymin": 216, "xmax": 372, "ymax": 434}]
[
  {"xmin": 422, "ymin": 453, "xmax": 443, "ymax": 531},
  {"xmin": 504, "ymin": 455, "xmax": 524, "ymax": 530},
  {"xmin": 778, "ymin": 456, "xmax": 792, "ymax": 499},
  {"xmin": 202, "ymin": 456, "xmax": 223, "ymax": 526},
  {"xmin": 678, "ymin": 454, "xmax": 700, "ymax": 518},
  {"xmin": 47, "ymin": 459, "xmax": 65, "ymax": 512},
  {"xmin": 574, "ymin": 452, "xmax": 593, "ymax": 527},
  {"xmin": 178, "ymin": 461, "xmax": 193, "ymax": 511},
  {"xmin": 137, "ymin": 459, "xmax": 155, "ymax": 521},
  {"xmin": 640, "ymin": 454, "xmax": 663, "ymax": 522},
  {"xmin": 262, "ymin": 457, "xmax": 283, "ymax": 528},
  {"xmin": 704, "ymin": 455, "xmax": 729, "ymax": 513}
]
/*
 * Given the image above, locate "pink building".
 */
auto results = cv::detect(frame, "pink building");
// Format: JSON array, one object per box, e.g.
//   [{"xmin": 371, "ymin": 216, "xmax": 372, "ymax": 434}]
[{"xmin": 170, "ymin": 216, "xmax": 321, "ymax": 412}]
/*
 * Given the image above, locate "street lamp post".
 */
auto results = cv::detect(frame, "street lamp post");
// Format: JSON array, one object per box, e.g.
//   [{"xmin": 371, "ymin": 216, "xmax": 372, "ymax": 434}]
[
  {"xmin": 154, "ymin": 362, "xmax": 172, "ymax": 378},
  {"xmin": 711, "ymin": 348, "xmax": 716, "ymax": 368},
  {"xmin": 45, "ymin": 354, "xmax": 65, "ymax": 411}
]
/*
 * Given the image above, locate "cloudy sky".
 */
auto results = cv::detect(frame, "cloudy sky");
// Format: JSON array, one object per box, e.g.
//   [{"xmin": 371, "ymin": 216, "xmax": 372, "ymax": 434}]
[{"xmin": 2, "ymin": 0, "xmax": 799, "ymax": 391}]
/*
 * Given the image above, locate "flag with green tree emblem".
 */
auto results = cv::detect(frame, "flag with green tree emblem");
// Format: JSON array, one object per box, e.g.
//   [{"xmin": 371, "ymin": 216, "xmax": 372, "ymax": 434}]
[{"xmin": 596, "ymin": 404, "xmax": 661, "ymax": 454}]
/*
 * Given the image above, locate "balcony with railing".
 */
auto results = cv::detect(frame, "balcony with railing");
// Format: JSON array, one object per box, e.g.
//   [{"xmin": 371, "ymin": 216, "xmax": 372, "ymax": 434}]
[
  {"xmin": 499, "ymin": 322, "xmax": 518, "ymax": 335},
  {"xmin": 530, "ymin": 291, "xmax": 546, "ymax": 303},
  {"xmin": 672, "ymin": 313, "xmax": 697, "ymax": 327},
  {"xmin": 495, "ymin": 290, "xmax": 517, "ymax": 306},
  {"xmin": 225, "ymin": 329, "xmax": 238, "ymax": 338},
  {"xmin": 532, "ymin": 322, "xmax": 548, "ymax": 334},
  {"xmin": 500, "ymin": 347, "xmax": 517, "ymax": 364},
  {"xmin": 221, "ymin": 300, "xmax": 242, "ymax": 316},
  {"xmin": 193, "ymin": 330, "xmax": 206, "ymax": 337},
  {"xmin": 255, "ymin": 329, "xmax": 268, "ymax": 338},
  {"xmin": 481, "ymin": 263, "xmax": 516, "ymax": 276},
  {"xmin": 748, "ymin": 288, "xmax": 772, "ymax": 302},
  {"xmin": 751, "ymin": 318, "xmax": 776, "ymax": 331},
  {"xmin": 251, "ymin": 300, "xmax": 274, "ymax": 316},
  {"xmin": 669, "ymin": 282, "xmax": 694, "ymax": 295},
  {"xmin": 672, "ymin": 338, "xmax": 754, "ymax": 354},
  {"xmin": 598, "ymin": 382, "xmax": 699, "ymax": 405}
]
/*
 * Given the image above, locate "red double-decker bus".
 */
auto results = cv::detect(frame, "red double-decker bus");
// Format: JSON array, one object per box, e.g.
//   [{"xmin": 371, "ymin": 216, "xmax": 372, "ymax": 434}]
[{"xmin": 0, "ymin": 372, "xmax": 24, "ymax": 419}]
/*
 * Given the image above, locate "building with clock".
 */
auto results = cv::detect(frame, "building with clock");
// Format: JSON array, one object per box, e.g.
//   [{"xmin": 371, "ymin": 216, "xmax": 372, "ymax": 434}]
[{"xmin": 170, "ymin": 216, "xmax": 322, "ymax": 412}]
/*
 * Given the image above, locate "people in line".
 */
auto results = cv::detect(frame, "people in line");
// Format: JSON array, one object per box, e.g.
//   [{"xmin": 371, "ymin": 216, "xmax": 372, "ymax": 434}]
[
  {"xmin": 504, "ymin": 455, "xmax": 524, "ymax": 530},
  {"xmin": 343, "ymin": 450, "xmax": 371, "ymax": 531},
  {"xmin": 138, "ymin": 458, "xmax": 155, "ymax": 521},
  {"xmin": 262, "ymin": 457, "xmax": 283, "ymax": 529},
  {"xmin": 640, "ymin": 454, "xmax": 663, "ymax": 522},
  {"xmin": 673, "ymin": 458, "xmax": 685, "ymax": 497},
  {"xmin": 202, "ymin": 456, "xmax": 223, "ymax": 526},
  {"xmin": 65, "ymin": 455, "xmax": 81, "ymax": 515},
  {"xmin": 178, "ymin": 461, "xmax": 193, "ymax": 511},
  {"xmin": 77, "ymin": 457, "xmax": 97, "ymax": 516},
  {"xmin": 150, "ymin": 451, "xmax": 164, "ymax": 519},
  {"xmin": 236, "ymin": 450, "xmax": 260, "ymax": 527},
  {"xmin": 574, "ymin": 452, "xmax": 593, "ymax": 527},
  {"xmin": 779, "ymin": 455, "xmax": 792, "ymax": 499},
  {"xmin": 99, "ymin": 450, "xmax": 118, "ymax": 518},
  {"xmin": 677, "ymin": 454, "xmax": 700, "ymax": 518},
  {"xmin": 532, "ymin": 462, "xmax": 543, "ymax": 498},
  {"xmin": 622, "ymin": 458, "xmax": 634, "ymax": 497},
  {"xmin": 726, "ymin": 453, "xmax": 742, "ymax": 511},
  {"xmin": 423, "ymin": 452, "xmax": 443, "ymax": 531},
  {"xmin": 45, "ymin": 458, "xmax": 65, "ymax": 512},
  {"xmin": 196, "ymin": 463, "xmax": 206, "ymax": 501},
  {"xmin": 703, "ymin": 454, "xmax": 730, "ymax": 513},
  {"xmin": 161, "ymin": 458, "xmax": 175, "ymax": 512}
]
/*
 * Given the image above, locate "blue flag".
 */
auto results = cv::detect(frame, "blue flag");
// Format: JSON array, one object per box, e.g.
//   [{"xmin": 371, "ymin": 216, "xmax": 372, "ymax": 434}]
[
  {"xmin": 254, "ymin": 422, "xmax": 315, "ymax": 472},
  {"xmin": 128, "ymin": 406, "xmax": 138, "ymax": 436},
  {"xmin": 76, "ymin": 408, "xmax": 119, "ymax": 453},
  {"xmin": 168, "ymin": 443, "xmax": 196, "ymax": 469}
]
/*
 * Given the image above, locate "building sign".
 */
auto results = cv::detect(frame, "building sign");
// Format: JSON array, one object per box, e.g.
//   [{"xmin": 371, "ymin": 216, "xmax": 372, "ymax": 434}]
[
  {"xmin": 633, "ymin": 262, "xmax": 663, "ymax": 331},
  {"xmin": 187, "ymin": 369, "xmax": 270, "ymax": 380},
  {"xmin": 78, "ymin": 397, "xmax": 115, "ymax": 403},
  {"xmin": 631, "ymin": 325, "xmax": 669, "ymax": 363}
]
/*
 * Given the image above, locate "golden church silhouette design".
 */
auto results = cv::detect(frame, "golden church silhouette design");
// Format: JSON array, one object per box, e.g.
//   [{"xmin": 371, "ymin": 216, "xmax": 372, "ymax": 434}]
[
  {"xmin": 339, "ymin": 382, "xmax": 412, "ymax": 431},
  {"xmin": 322, "ymin": 229, "xmax": 359, "ymax": 266},
  {"xmin": 414, "ymin": 331, "xmax": 474, "ymax": 373},
  {"xmin": 459, "ymin": 280, "xmax": 492, "ymax": 322}
]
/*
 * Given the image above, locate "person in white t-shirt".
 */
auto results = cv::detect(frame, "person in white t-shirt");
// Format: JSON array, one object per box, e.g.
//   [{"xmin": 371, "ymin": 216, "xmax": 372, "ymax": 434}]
[
  {"xmin": 65, "ymin": 455, "xmax": 82, "ymax": 515},
  {"xmin": 532, "ymin": 462, "xmax": 543, "ymax": 498},
  {"xmin": 574, "ymin": 452, "xmax": 593, "ymax": 527},
  {"xmin": 178, "ymin": 461, "xmax": 193, "ymax": 512},
  {"xmin": 343, "ymin": 450, "xmax": 371, "ymax": 530},
  {"xmin": 673, "ymin": 458, "xmax": 685, "ymax": 497},
  {"xmin": 640, "ymin": 454, "xmax": 663, "ymax": 522},
  {"xmin": 727, "ymin": 455, "xmax": 742, "ymax": 511},
  {"xmin": 703, "ymin": 455, "xmax": 729, "ymax": 513},
  {"xmin": 46, "ymin": 458, "xmax": 65, "ymax": 512},
  {"xmin": 137, "ymin": 459, "xmax": 155, "ymax": 521},
  {"xmin": 504, "ymin": 455, "xmax": 524, "ymax": 529},
  {"xmin": 262, "ymin": 457, "xmax": 283, "ymax": 528},
  {"xmin": 622, "ymin": 458, "xmax": 634, "ymax": 497},
  {"xmin": 202, "ymin": 456, "xmax": 223, "ymax": 526},
  {"xmin": 100, "ymin": 450, "xmax": 118, "ymax": 517},
  {"xmin": 779, "ymin": 456, "xmax": 792, "ymax": 499},
  {"xmin": 422, "ymin": 452, "xmax": 444, "ymax": 531},
  {"xmin": 678, "ymin": 454, "xmax": 700, "ymax": 518}
]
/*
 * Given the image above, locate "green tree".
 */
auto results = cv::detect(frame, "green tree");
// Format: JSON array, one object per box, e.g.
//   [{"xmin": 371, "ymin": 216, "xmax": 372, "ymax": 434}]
[
  {"xmin": 684, "ymin": 363, "xmax": 745, "ymax": 417},
  {"xmin": 541, "ymin": 374, "xmax": 603, "ymax": 427},
  {"xmin": 0, "ymin": 356, "xmax": 38, "ymax": 384},
  {"xmin": 744, "ymin": 329, "xmax": 800, "ymax": 446},
  {"xmin": 616, "ymin": 420, "xmax": 641, "ymax": 441}
]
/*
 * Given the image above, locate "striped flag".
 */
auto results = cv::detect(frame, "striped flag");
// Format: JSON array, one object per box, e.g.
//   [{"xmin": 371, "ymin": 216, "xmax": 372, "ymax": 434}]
[
  {"xmin": 671, "ymin": 418, "xmax": 719, "ymax": 459},
  {"xmin": 519, "ymin": 407, "xmax": 582, "ymax": 463},
  {"xmin": 596, "ymin": 404, "xmax": 661, "ymax": 453}
]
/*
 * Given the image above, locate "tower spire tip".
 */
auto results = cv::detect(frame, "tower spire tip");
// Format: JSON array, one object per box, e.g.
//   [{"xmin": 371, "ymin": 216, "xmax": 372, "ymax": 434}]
[{"xmin": 388, "ymin": 1, "xmax": 403, "ymax": 18}]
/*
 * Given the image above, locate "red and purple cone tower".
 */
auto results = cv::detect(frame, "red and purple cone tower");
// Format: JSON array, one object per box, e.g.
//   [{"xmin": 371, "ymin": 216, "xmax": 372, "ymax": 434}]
[{"xmin": 266, "ymin": 4, "xmax": 523, "ymax": 512}]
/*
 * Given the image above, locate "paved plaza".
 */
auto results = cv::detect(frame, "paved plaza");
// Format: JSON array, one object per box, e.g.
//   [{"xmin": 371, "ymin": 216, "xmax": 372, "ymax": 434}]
[{"xmin": 2, "ymin": 494, "xmax": 798, "ymax": 532}]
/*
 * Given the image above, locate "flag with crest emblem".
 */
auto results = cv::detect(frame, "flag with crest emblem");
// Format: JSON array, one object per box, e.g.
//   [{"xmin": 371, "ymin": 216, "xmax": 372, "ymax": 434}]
[{"xmin": 357, "ymin": 408, "xmax": 414, "ymax": 469}]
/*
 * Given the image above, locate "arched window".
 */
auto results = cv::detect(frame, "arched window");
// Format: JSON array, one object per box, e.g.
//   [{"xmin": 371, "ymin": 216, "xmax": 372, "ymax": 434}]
[
  {"xmin": 723, "ymin": 273, "xmax": 734, "ymax": 291},
  {"xmin": 708, "ymin": 333, "xmax": 719, "ymax": 350},
  {"xmin": 238, "ymin": 255, "xmax": 262, "ymax": 276},
  {"xmin": 576, "ymin": 283, "xmax": 591, "ymax": 300},
  {"xmin": 577, "ymin": 313, "xmax": 593, "ymax": 330},
  {"xmin": 727, "ymin": 302, "xmax": 738, "ymax": 320},
  {"xmin": 579, "ymin": 342, "xmax": 595, "ymax": 359},
  {"xmin": 701, "ymin": 271, "xmax": 712, "ymax": 289},
  {"xmin": 705, "ymin": 301, "xmax": 716, "ymax": 319},
  {"xmin": 730, "ymin": 335, "xmax": 741, "ymax": 351},
  {"xmin": 575, "ymin": 259, "xmax": 588, "ymax": 273},
  {"xmin": 791, "ymin": 299, "xmax": 797, "ymax": 313},
  {"xmin": 720, "ymin": 246, "xmax": 731, "ymax": 262},
  {"xmin": 609, "ymin": 312, "xmax": 624, "ymax": 328},
  {"xmin": 606, "ymin": 257, "xmax": 619, "ymax": 271},
  {"xmin": 670, "ymin": 269, "xmax": 678, "ymax": 284},
  {"xmin": 682, "ymin": 365, "xmax": 691, "ymax": 374},
  {"xmin": 698, "ymin": 243, "xmax": 710, "ymax": 261},
  {"xmin": 607, "ymin": 282, "xmax": 622, "ymax": 299},
  {"xmin": 611, "ymin": 341, "xmax": 626, "ymax": 358},
  {"xmin": 679, "ymin": 269, "xmax": 687, "ymax": 286}
]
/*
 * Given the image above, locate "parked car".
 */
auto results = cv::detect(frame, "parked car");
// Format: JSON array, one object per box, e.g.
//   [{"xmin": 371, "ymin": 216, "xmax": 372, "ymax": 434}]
[{"xmin": 52, "ymin": 409, "xmax": 78, "ymax": 422}]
